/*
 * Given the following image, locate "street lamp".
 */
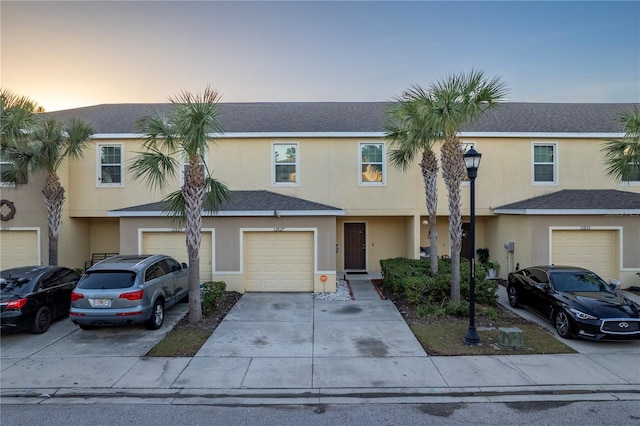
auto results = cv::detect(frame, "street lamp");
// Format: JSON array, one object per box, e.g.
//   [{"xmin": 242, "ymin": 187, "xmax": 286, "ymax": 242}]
[{"xmin": 463, "ymin": 147, "xmax": 482, "ymax": 346}]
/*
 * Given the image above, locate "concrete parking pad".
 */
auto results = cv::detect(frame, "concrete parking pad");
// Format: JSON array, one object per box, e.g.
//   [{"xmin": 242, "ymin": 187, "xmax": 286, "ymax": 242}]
[
  {"xmin": 196, "ymin": 320, "xmax": 313, "ymax": 357},
  {"xmin": 223, "ymin": 293, "xmax": 313, "ymax": 322},
  {"xmin": 314, "ymin": 320, "xmax": 427, "ymax": 357},
  {"xmin": 314, "ymin": 300, "xmax": 404, "ymax": 322}
]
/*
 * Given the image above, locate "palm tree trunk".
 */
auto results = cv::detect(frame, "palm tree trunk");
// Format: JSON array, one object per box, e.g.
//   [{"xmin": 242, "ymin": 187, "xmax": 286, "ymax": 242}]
[
  {"xmin": 42, "ymin": 173, "xmax": 64, "ymax": 266},
  {"xmin": 420, "ymin": 149, "xmax": 439, "ymax": 275},
  {"xmin": 184, "ymin": 162, "xmax": 206, "ymax": 323},
  {"xmin": 441, "ymin": 137, "xmax": 465, "ymax": 301}
]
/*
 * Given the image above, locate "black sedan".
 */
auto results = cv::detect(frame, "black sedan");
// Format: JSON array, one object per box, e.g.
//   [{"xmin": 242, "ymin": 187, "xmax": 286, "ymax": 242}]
[
  {"xmin": 507, "ymin": 265, "xmax": 640, "ymax": 341},
  {"xmin": 1, "ymin": 266, "xmax": 80, "ymax": 334}
]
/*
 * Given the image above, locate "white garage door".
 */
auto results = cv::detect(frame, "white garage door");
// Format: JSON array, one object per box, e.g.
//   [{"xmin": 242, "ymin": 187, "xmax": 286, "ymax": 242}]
[
  {"xmin": 142, "ymin": 232, "xmax": 213, "ymax": 282},
  {"xmin": 244, "ymin": 231, "xmax": 314, "ymax": 292},
  {"xmin": 552, "ymin": 230, "xmax": 618, "ymax": 282},
  {"xmin": 0, "ymin": 230, "xmax": 39, "ymax": 269}
]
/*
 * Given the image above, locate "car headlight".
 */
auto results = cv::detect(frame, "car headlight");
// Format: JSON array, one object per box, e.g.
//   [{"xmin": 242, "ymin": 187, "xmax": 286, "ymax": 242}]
[{"xmin": 569, "ymin": 308, "xmax": 598, "ymax": 320}]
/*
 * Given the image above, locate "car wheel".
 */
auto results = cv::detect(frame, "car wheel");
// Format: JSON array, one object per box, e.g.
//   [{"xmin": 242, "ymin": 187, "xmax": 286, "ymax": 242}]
[
  {"xmin": 30, "ymin": 306, "xmax": 52, "ymax": 334},
  {"xmin": 554, "ymin": 310, "xmax": 573, "ymax": 339},
  {"xmin": 79, "ymin": 324, "xmax": 95, "ymax": 330},
  {"xmin": 507, "ymin": 285, "xmax": 520, "ymax": 308},
  {"xmin": 146, "ymin": 299, "xmax": 164, "ymax": 330}
]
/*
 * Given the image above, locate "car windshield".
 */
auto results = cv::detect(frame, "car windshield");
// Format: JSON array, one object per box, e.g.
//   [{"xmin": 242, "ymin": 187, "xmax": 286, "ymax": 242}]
[
  {"xmin": 0, "ymin": 276, "xmax": 33, "ymax": 295},
  {"xmin": 550, "ymin": 271, "xmax": 612, "ymax": 293},
  {"xmin": 78, "ymin": 271, "xmax": 137, "ymax": 289}
]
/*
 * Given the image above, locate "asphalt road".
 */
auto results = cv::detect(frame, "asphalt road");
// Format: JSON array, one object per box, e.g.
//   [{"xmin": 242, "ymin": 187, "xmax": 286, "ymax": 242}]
[{"xmin": 1, "ymin": 400, "xmax": 639, "ymax": 425}]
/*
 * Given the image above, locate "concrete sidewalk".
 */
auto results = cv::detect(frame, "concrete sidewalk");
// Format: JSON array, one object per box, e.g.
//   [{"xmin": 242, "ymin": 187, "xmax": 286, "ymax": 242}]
[{"xmin": 1, "ymin": 279, "xmax": 639, "ymax": 405}]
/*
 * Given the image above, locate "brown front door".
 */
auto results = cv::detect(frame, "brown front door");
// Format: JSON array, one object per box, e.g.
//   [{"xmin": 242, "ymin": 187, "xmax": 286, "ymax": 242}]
[{"xmin": 344, "ymin": 223, "xmax": 366, "ymax": 270}]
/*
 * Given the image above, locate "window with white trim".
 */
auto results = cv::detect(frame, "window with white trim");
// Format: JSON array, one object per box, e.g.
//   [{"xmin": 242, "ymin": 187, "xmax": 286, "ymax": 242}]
[
  {"xmin": 0, "ymin": 161, "xmax": 23, "ymax": 187},
  {"xmin": 622, "ymin": 157, "xmax": 640, "ymax": 185},
  {"xmin": 359, "ymin": 142, "xmax": 385, "ymax": 185},
  {"xmin": 532, "ymin": 143, "xmax": 557, "ymax": 185},
  {"xmin": 273, "ymin": 143, "xmax": 298, "ymax": 185},
  {"xmin": 97, "ymin": 144, "xmax": 123, "ymax": 186}
]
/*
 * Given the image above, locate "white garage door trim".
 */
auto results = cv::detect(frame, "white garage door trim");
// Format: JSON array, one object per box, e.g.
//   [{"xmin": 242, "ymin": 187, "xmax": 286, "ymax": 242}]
[
  {"xmin": 241, "ymin": 227, "xmax": 317, "ymax": 292},
  {"xmin": 549, "ymin": 226, "xmax": 623, "ymax": 280},
  {"xmin": 138, "ymin": 228, "xmax": 215, "ymax": 281},
  {"xmin": 0, "ymin": 227, "xmax": 41, "ymax": 268}
]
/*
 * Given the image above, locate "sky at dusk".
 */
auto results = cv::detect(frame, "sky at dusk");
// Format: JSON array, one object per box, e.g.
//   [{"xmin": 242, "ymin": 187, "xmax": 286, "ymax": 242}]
[{"xmin": 2, "ymin": 1, "xmax": 639, "ymax": 112}]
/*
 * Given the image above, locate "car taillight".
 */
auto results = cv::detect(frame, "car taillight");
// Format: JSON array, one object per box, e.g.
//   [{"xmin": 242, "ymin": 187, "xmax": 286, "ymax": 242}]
[
  {"xmin": 119, "ymin": 290, "xmax": 144, "ymax": 301},
  {"xmin": 71, "ymin": 292, "xmax": 84, "ymax": 301},
  {"xmin": 3, "ymin": 298, "xmax": 28, "ymax": 309}
]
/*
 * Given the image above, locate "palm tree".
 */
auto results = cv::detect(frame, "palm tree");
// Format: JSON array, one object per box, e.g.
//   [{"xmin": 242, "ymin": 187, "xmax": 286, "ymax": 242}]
[
  {"xmin": 433, "ymin": 70, "xmax": 508, "ymax": 301},
  {"xmin": 130, "ymin": 87, "xmax": 231, "ymax": 324},
  {"xmin": 2, "ymin": 91, "xmax": 94, "ymax": 267},
  {"xmin": 389, "ymin": 71, "xmax": 508, "ymax": 301},
  {"xmin": 1, "ymin": 89, "xmax": 41, "ymax": 185},
  {"xmin": 386, "ymin": 90, "xmax": 442, "ymax": 275},
  {"xmin": 601, "ymin": 107, "xmax": 640, "ymax": 182}
]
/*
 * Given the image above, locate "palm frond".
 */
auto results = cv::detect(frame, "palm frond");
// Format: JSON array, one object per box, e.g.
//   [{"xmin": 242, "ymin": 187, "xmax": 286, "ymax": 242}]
[
  {"xmin": 129, "ymin": 148, "xmax": 179, "ymax": 190},
  {"xmin": 601, "ymin": 107, "xmax": 640, "ymax": 182},
  {"xmin": 64, "ymin": 118, "xmax": 94, "ymax": 160},
  {"xmin": 161, "ymin": 190, "xmax": 187, "ymax": 227},
  {"xmin": 203, "ymin": 177, "xmax": 232, "ymax": 214}
]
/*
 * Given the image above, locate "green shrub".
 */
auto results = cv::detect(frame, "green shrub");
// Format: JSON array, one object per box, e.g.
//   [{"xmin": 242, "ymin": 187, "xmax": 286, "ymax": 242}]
[
  {"xmin": 201, "ymin": 281, "xmax": 226, "ymax": 312},
  {"xmin": 380, "ymin": 256, "xmax": 498, "ymax": 307},
  {"xmin": 445, "ymin": 300, "xmax": 470, "ymax": 317}
]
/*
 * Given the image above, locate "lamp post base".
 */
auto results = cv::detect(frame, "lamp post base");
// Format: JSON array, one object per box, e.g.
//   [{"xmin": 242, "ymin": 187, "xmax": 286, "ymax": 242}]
[{"xmin": 463, "ymin": 327, "xmax": 482, "ymax": 346}]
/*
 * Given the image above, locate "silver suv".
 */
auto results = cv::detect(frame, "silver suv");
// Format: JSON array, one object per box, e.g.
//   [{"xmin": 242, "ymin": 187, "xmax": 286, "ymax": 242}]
[{"xmin": 70, "ymin": 254, "xmax": 189, "ymax": 330}]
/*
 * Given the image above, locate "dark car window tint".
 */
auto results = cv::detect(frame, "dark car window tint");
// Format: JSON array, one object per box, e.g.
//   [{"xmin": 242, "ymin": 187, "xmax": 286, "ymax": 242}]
[
  {"xmin": 0, "ymin": 276, "xmax": 33, "ymax": 294},
  {"xmin": 145, "ymin": 261, "xmax": 168, "ymax": 282},
  {"xmin": 551, "ymin": 271, "xmax": 611, "ymax": 292},
  {"xmin": 39, "ymin": 272, "xmax": 62, "ymax": 290},
  {"xmin": 528, "ymin": 269, "xmax": 549, "ymax": 284},
  {"xmin": 78, "ymin": 271, "xmax": 137, "ymax": 289},
  {"xmin": 58, "ymin": 268, "xmax": 80, "ymax": 284},
  {"xmin": 165, "ymin": 258, "xmax": 181, "ymax": 273}
]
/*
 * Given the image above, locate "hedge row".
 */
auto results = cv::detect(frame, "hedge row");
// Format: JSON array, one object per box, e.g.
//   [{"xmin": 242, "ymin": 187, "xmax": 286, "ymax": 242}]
[{"xmin": 379, "ymin": 257, "xmax": 498, "ymax": 306}]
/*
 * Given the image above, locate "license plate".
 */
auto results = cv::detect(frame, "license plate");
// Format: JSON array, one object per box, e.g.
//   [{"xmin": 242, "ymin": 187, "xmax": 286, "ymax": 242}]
[{"xmin": 92, "ymin": 298, "xmax": 111, "ymax": 307}]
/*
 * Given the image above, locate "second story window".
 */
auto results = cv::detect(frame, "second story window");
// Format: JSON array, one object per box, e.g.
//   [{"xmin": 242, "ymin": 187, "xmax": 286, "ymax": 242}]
[
  {"xmin": 622, "ymin": 162, "xmax": 640, "ymax": 185},
  {"xmin": 360, "ymin": 142, "xmax": 385, "ymax": 185},
  {"xmin": 532, "ymin": 143, "xmax": 557, "ymax": 185},
  {"xmin": 273, "ymin": 143, "xmax": 298, "ymax": 185},
  {"xmin": 98, "ymin": 144, "xmax": 123, "ymax": 187},
  {"xmin": 0, "ymin": 161, "xmax": 28, "ymax": 187}
]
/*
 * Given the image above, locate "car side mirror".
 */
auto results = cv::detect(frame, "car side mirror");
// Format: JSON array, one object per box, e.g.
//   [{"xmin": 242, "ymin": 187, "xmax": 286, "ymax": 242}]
[
  {"xmin": 536, "ymin": 283, "xmax": 550, "ymax": 291},
  {"xmin": 181, "ymin": 263, "xmax": 188, "ymax": 269}
]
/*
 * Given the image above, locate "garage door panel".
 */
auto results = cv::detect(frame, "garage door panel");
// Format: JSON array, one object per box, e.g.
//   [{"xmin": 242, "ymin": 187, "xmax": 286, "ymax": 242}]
[
  {"xmin": 142, "ymin": 232, "xmax": 213, "ymax": 282},
  {"xmin": 0, "ymin": 230, "xmax": 39, "ymax": 268},
  {"xmin": 244, "ymin": 231, "xmax": 314, "ymax": 292},
  {"xmin": 552, "ymin": 230, "xmax": 617, "ymax": 282}
]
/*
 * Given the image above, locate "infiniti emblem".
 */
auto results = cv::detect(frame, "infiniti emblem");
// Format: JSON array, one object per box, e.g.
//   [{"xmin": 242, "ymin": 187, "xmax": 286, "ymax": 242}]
[{"xmin": 618, "ymin": 322, "xmax": 629, "ymax": 328}]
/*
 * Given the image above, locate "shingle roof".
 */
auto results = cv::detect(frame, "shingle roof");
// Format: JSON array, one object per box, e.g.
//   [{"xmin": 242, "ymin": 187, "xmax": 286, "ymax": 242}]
[
  {"xmin": 42, "ymin": 102, "xmax": 638, "ymax": 135},
  {"xmin": 493, "ymin": 189, "xmax": 640, "ymax": 214},
  {"xmin": 109, "ymin": 190, "xmax": 344, "ymax": 217}
]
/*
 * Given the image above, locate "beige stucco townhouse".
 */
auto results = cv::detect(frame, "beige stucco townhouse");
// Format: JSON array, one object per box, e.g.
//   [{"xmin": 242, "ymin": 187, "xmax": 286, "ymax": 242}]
[{"xmin": 1, "ymin": 102, "xmax": 639, "ymax": 291}]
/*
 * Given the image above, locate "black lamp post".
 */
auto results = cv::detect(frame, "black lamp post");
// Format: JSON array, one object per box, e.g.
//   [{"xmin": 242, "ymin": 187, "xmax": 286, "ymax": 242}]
[{"xmin": 463, "ymin": 147, "xmax": 482, "ymax": 346}]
